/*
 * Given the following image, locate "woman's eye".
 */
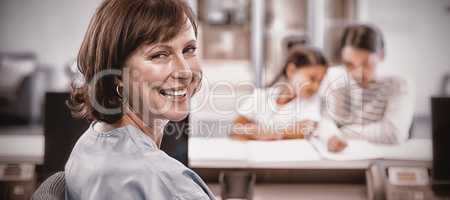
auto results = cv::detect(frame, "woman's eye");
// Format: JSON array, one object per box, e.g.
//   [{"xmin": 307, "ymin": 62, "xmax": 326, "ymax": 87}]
[
  {"xmin": 149, "ymin": 52, "xmax": 169, "ymax": 60},
  {"xmin": 183, "ymin": 46, "xmax": 197, "ymax": 55}
]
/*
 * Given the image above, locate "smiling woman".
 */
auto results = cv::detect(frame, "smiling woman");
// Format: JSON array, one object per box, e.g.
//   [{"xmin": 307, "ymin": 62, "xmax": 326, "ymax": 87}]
[
  {"xmin": 69, "ymin": 0, "xmax": 201, "ymax": 125},
  {"xmin": 64, "ymin": 0, "xmax": 214, "ymax": 199}
]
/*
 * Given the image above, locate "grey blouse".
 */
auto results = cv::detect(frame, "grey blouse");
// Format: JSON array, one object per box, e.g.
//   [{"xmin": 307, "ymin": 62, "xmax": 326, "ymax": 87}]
[{"xmin": 65, "ymin": 123, "xmax": 215, "ymax": 200}]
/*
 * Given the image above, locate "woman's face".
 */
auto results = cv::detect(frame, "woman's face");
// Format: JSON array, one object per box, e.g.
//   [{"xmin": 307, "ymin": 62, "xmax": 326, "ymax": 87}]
[
  {"xmin": 342, "ymin": 46, "xmax": 381, "ymax": 88},
  {"xmin": 287, "ymin": 64, "xmax": 327, "ymax": 98},
  {"xmin": 124, "ymin": 20, "xmax": 200, "ymax": 122}
]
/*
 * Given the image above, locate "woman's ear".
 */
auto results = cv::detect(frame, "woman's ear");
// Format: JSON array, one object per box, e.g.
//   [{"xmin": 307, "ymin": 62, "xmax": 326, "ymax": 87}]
[{"xmin": 286, "ymin": 63, "xmax": 296, "ymax": 80}]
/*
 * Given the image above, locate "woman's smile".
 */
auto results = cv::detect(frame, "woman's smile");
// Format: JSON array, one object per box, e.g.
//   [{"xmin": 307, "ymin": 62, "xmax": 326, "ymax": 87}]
[{"xmin": 158, "ymin": 87, "xmax": 189, "ymax": 102}]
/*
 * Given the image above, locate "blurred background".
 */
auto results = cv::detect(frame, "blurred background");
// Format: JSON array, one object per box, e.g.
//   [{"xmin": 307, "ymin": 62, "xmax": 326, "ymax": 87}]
[{"xmin": 0, "ymin": 0, "xmax": 449, "ymax": 199}]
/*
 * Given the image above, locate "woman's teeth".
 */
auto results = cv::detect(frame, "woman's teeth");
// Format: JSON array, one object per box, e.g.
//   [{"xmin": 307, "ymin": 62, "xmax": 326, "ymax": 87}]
[{"xmin": 160, "ymin": 88, "xmax": 187, "ymax": 97}]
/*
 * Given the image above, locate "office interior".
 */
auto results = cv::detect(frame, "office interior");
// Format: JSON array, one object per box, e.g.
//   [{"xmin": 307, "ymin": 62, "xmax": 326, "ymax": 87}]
[{"xmin": 0, "ymin": 0, "xmax": 450, "ymax": 199}]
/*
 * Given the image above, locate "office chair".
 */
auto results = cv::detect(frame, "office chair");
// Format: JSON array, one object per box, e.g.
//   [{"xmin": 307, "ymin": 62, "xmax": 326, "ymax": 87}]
[
  {"xmin": 31, "ymin": 171, "xmax": 65, "ymax": 200},
  {"xmin": 161, "ymin": 116, "xmax": 189, "ymax": 166},
  {"xmin": 41, "ymin": 92, "xmax": 89, "ymax": 181}
]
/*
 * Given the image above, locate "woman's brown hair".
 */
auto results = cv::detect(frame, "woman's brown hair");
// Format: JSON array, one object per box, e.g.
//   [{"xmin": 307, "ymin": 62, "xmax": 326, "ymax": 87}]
[
  {"xmin": 67, "ymin": 0, "xmax": 198, "ymax": 124},
  {"xmin": 269, "ymin": 46, "xmax": 329, "ymax": 86},
  {"xmin": 340, "ymin": 24, "xmax": 385, "ymax": 55}
]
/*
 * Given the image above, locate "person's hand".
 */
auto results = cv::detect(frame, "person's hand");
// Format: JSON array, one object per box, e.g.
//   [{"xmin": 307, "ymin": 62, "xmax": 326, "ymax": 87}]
[
  {"xmin": 283, "ymin": 120, "xmax": 317, "ymax": 139},
  {"xmin": 231, "ymin": 123, "xmax": 261, "ymax": 140},
  {"xmin": 231, "ymin": 123, "xmax": 282, "ymax": 140},
  {"xmin": 232, "ymin": 123, "xmax": 258, "ymax": 135},
  {"xmin": 327, "ymin": 135, "xmax": 347, "ymax": 153},
  {"xmin": 295, "ymin": 120, "xmax": 317, "ymax": 138}
]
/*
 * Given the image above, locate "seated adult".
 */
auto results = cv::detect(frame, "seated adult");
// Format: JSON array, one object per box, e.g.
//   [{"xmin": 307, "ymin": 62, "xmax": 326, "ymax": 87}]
[
  {"xmin": 64, "ymin": 0, "xmax": 214, "ymax": 199},
  {"xmin": 317, "ymin": 24, "xmax": 414, "ymax": 152}
]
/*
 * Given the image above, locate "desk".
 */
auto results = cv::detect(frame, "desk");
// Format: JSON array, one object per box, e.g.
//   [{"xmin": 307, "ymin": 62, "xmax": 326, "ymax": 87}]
[
  {"xmin": 188, "ymin": 137, "xmax": 432, "ymax": 170},
  {"xmin": 0, "ymin": 134, "xmax": 44, "ymax": 164},
  {"xmin": 207, "ymin": 183, "xmax": 367, "ymax": 200},
  {"xmin": 189, "ymin": 137, "xmax": 433, "ymax": 199},
  {"xmin": 0, "ymin": 127, "xmax": 44, "ymax": 200}
]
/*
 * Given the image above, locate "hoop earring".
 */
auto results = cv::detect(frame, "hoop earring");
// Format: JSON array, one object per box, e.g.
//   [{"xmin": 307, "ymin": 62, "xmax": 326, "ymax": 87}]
[
  {"xmin": 116, "ymin": 85, "xmax": 127, "ymax": 104},
  {"xmin": 116, "ymin": 85, "xmax": 123, "ymax": 98}
]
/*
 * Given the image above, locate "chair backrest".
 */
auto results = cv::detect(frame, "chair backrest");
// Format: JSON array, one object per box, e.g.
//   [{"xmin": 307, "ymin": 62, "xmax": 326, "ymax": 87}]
[
  {"xmin": 31, "ymin": 171, "xmax": 65, "ymax": 200},
  {"xmin": 161, "ymin": 116, "xmax": 189, "ymax": 166}
]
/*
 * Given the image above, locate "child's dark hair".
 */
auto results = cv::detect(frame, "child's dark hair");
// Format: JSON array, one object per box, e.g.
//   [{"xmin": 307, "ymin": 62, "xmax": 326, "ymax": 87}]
[
  {"xmin": 340, "ymin": 24, "xmax": 385, "ymax": 55},
  {"xmin": 269, "ymin": 46, "xmax": 328, "ymax": 86}
]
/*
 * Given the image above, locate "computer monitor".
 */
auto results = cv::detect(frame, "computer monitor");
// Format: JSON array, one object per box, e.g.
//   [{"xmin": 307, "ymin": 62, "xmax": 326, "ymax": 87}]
[
  {"xmin": 0, "ymin": 52, "xmax": 46, "ymax": 126},
  {"xmin": 431, "ymin": 96, "xmax": 450, "ymax": 195},
  {"xmin": 42, "ymin": 92, "xmax": 89, "ymax": 180}
]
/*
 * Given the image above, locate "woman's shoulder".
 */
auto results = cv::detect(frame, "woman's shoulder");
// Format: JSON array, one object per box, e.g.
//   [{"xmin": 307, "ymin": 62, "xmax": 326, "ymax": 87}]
[
  {"xmin": 65, "ymin": 124, "xmax": 157, "ymax": 181},
  {"xmin": 66, "ymin": 139, "xmax": 210, "ymax": 199},
  {"xmin": 91, "ymin": 150, "xmax": 182, "ymax": 179},
  {"xmin": 377, "ymin": 74, "xmax": 411, "ymax": 94},
  {"xmin": 68, "ymin": 124, "xmax": 147, "ymax": 158},
  {"xmin": 138, "ymin": 151, "xmax": 212, "ymax": 199},
  {"xmin": 319, "ymin": 66, "xmax": 350, "ymax": 93},
  {"xmin": 323, "ymin": 65, "xmax": 348, "ymax": 81}
]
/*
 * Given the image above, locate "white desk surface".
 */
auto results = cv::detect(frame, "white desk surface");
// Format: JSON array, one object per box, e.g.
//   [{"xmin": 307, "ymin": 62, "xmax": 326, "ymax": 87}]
[
  {"xmin": 188, "ymin": 137, "xmax": 432, "ymax": 170},
  {"xmin": 190, "ymin": 158, "xmax": 372, "ymax": 169},
  {"xmin": 0, "ymin": 130, "xmax": 432, "ymax": 170},
  {"xmin": 0, "ymin": 134, "xmax": 44, "ymax": 164}
]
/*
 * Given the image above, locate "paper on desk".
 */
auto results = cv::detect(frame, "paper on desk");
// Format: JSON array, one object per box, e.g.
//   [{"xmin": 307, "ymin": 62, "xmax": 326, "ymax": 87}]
[
  {"xmin": 188, "ymin": 138, "xmax": 323, "ymax": 168},
  {"xmin": 247, "ymin": 139, "xmax": 322, "ymax": 163},
  {"xmin": 310, "ymin": 137, "xmax": 432, "ymax": 161}
]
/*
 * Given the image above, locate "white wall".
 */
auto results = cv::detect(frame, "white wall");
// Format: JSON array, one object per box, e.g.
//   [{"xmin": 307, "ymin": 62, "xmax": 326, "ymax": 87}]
[
  {"xmin": 1, "ymin": 0, "xmax": 449, "ymax": 115},
  {"xmin": 0, "ymin": 0, "xmax": 102, "ymax": 68},
  {"xmin": 360, "ymin": 0, "xmax": 450, "ymax": 115}
]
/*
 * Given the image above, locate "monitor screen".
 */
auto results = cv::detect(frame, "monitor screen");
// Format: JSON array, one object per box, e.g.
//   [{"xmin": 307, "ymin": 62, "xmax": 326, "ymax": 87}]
[{"xmin": 431, "ymin": 97, "xmax": 450, "ymax": 183}]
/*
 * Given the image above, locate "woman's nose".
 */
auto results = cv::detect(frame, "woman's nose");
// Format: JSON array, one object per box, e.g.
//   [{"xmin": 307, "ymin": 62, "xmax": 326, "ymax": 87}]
[{"xmin": 172, "ymin": 56, "xmax": 193, "ymax": 83}]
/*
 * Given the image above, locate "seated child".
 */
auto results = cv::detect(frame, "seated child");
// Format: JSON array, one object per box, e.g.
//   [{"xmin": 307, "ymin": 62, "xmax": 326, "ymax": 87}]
[{"xmin": 231, "ymin": 46, "xmax": 329, "ymax": 140}]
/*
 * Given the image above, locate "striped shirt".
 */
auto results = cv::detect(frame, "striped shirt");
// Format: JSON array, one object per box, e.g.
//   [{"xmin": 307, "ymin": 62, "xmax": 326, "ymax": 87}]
[{"xmin": 316, "ymin": 67, "xmax": 414, "ymax": 144}]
